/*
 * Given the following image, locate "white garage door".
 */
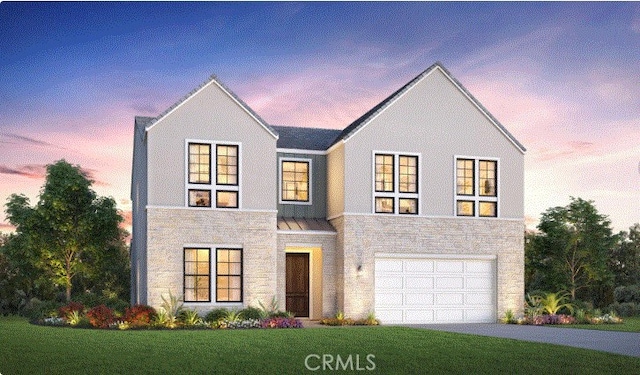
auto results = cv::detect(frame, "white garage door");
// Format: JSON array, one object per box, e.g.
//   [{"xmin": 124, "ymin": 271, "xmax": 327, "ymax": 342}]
[{"xmin": 374, "ymin": 256, "xmax": 496, "ymax": 324}]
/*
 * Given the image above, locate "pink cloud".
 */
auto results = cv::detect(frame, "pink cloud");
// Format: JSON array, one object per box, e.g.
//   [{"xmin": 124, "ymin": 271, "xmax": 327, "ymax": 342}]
[{"xmin": 0, "ymin": 164, "xmax": 47, "ymax": 179}]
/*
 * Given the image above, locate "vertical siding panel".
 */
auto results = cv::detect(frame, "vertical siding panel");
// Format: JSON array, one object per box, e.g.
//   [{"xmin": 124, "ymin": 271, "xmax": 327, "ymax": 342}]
[{"xmin": 277, "ymin": 152, "xmax": 328, "ymax": 219}]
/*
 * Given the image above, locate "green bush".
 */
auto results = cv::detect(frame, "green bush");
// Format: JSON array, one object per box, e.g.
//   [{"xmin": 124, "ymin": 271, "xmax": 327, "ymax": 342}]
[
  {"xmin": 608, "ymin": 302, "xmax": 640, "ymax": 317},
  {"xmin": 24, "ymin": 299, "xmax": 63, "ymax": 321},
  {"xmin": 240, "ymin": 307, "xmax": 264, "ymax": 320},
  {"xmin": 205, "ymin": 308, "xmax": 229, "ymax": 323},
  {"xmin": 614, "ymin": 285, "xmax": 640, "ymax": 304},
  {"xmin": 74, "ymin": 293, "xmax": 129, "ymax": 315}
]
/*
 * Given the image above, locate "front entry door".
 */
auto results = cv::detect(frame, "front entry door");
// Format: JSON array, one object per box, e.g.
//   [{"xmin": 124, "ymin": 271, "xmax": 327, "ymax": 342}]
[{"xmin": 286, "ymin": 253, "xmax": 309, "ymax": 317}]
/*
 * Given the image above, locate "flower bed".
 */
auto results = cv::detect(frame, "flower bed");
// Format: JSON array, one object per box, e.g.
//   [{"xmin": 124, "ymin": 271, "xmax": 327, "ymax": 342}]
[{"xmin": 32, "ymin": 300, "xmax": 304, "ymax": 330}]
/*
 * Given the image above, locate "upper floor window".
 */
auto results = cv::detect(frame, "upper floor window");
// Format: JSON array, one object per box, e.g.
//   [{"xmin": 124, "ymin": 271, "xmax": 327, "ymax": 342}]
[
  {"xmin": 188, "ymin": 143, "xmax": 211, "ymax": 184},
  {"xmin": 279, "ymin": 158, "xmax": 312, "ymax": 205},
  {"xmin": 455, "ymin": 157, "xmax": 498, "ymax": 217},
  {"xmin": 186, "ymin": 141, "xmax": 240, "ymax": 209},
  {"xmin": 373, "ymin": 152, "xmax": 419, "ymax": 215}
]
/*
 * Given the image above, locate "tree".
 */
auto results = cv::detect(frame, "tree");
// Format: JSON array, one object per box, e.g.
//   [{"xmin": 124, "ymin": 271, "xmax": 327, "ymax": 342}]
[
  {"xmin": 5, "ymin": 160, "xmax": 127, "ymax": 302},
  {"xmin": 532, "ymin": 197, "xmax": 615, "ymax": 304},
  {"xmin": 611, "ymin": 223, "xmax": 640, "ymax": 286}
]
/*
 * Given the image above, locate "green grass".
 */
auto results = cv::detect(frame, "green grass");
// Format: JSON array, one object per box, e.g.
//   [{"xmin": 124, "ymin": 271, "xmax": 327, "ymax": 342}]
[
  {"xmin": 1, "ymin": 317, "xmax": 639, "ymax": 374},
  {"xmin": 552, "ymin": 316, "xmax": 640, "ymax": 332}
]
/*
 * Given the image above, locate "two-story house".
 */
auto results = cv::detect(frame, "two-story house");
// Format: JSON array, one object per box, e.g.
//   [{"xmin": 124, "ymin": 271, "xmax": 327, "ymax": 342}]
[{"xmin": 130, "ymin": 62, "xmax": 526, "ymax": 324}]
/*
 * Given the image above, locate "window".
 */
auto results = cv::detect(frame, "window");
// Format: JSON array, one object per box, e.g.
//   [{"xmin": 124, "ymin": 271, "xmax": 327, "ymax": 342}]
[
  {"xmin": 184, "ymin": 248, "xmax": 210, "ymax": 302},
  {"xmin": 216, "ymin": 145, "xmax": 238, "ymax": 185},
  {"xmin": 279, "ymin": 158, "xmax": 312, "ymax": 204},
  {"xmin": 373, "ymin": 152, "xmax": 419, "ymax": 215},
  {"xmin": 188, "ymin": 144, "xmax": 211, "ymax": 184},
  {"xmin": 216, "ymin": 249, "xmax": 242, "ymax": 302},
  {"xmin": 455, "ymin": 158, "xmax": 498, "ymax": 217},
  {"xmin": 186, "ymin": 141, "xmax": 240, "ymax": 208}
]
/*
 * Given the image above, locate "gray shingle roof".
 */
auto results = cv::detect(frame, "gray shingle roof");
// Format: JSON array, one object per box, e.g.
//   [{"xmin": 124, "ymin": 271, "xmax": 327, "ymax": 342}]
[{"xmin": 272, "ymin": 125, "xmax": 342, "ymax": 151}]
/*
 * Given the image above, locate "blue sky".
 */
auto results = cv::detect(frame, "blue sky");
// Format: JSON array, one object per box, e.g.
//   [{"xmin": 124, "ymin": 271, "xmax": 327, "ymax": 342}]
[{"xmin": 1, "ymin": 2, "xmax": 639, "ymax": 232}]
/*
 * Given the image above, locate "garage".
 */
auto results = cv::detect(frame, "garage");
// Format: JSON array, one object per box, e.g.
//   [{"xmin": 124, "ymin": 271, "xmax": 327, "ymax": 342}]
[{"xmin": 374, "ymin": 255, "xmax": 496, "ymax": 324}]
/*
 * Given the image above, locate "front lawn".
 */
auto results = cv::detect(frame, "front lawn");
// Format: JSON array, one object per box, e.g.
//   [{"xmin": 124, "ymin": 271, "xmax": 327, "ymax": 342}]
[{"xmin": 1, "ymin": 317, "xmax": 638, "ymax": 374}]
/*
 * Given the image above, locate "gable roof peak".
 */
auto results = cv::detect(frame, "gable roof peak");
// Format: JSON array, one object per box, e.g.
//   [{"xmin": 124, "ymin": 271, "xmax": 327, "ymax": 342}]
[
  {"xmin": 142, "ymin": 74, "xmax": 278, "ymax": 139},
  {"xmin": 332, "ymin": 62, "xmax": 525, "ymax": 153}
]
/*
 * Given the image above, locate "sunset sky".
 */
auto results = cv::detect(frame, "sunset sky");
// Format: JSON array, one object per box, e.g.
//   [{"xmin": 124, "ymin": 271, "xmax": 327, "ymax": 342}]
[{"xmin": 1, "ymin": 2, "xmax": 638, "ymax": 234}]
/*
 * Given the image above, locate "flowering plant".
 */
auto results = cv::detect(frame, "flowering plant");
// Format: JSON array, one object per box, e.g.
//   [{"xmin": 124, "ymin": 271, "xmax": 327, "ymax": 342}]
[{"xmin": 261, "ymin": 317, "xmax": 303, "ymax": 328}]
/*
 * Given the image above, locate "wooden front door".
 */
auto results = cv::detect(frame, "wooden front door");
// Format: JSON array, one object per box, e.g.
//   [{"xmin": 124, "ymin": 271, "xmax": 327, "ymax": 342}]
[{"xmin": 286, "ymin": 253, "xmax": 309, "ymax": 317}]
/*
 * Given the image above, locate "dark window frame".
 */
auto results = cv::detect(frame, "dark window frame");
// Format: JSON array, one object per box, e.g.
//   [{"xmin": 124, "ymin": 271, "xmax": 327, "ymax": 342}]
[
  {"xmin": 281, "ymin": 160, "xmax": 310, "ymax": 203},
  {"xmin": 183, "ymin": 248, "xmax": 211, "ymax": 303},
  {"xmin": 215, "ymin": 190, "xmax": 239, "ymax": 209},
  {"xmin": 188, "ymin": 189, "xmax": 212, "ymax": 208},
  {"xmin": 216, "ymin": 144, "xmax": 239, "ymax": 186},
  {"xmin": 216, "ymin": 248, "xmax": 243, "ymax": 303},
  {"xmin": 188, "ymin": 143, "xmax": 212, "ymax": 185},
  {"xmin": 456, "ymin": 158, "xmax": 475, "ymax": 196},
  {"xmin": 375, "ymin": 154, "xmax": 395, "ymax": 193}
]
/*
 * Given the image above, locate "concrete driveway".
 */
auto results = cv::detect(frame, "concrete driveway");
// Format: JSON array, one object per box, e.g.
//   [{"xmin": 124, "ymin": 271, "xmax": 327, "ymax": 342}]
[{"xmin": 406, "ymin": 323, "xmax": 640, "ymax": 357}]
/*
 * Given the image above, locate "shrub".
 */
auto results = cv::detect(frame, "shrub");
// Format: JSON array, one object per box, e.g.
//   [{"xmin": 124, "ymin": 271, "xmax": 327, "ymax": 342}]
[
  {"xmin": 501, "ymin": 309, "xmax": 516, "ymax": 324},
  {"xmin": 225, "ymin": 309, "xmax": 243, "ymax": 322},
  {"xmin": 261, "ymin": 317, "xmax": 303, "ymax": 328},
  {"xmin": 608, "ymin": 302, "xmax": 640, "ymax": 317},
  {"xmin": 614, "ymin": 285, "xmax": 640, "ymax": 304},
  {"xmin": 205, "ymin": 308, "xmax": 229, "ymax": 323},
  {"xmin": 538, "ymin": 292, "xmax": 574, "ymax": 315},
  {"xmin": 159, "ymin": 291, "xmax": 183, "ymax": 328},
  {"xmin": 124, "ymin": 304, "xmax": 156, "ymax": 327},
  {"xmin": 180, "ymin": 309, "xmax": 203, "ymax": 326},
  {"xmin": 240, "ymin": 306, "xmax": 264, "ymax": 320},
  {"xmin": 268, "ymin": 310, "xmax": 293, "ymax": 318},
  {"xmin": 25, "ymin": 299, "xmax": 63, "ymax": 321},
  {"xmin": 86, "ymin": 305, "xmax": 115, "ymax": 328},
  {"xmin": 58, "ymin": 302, "xmax": 85, "ymax": 319}
]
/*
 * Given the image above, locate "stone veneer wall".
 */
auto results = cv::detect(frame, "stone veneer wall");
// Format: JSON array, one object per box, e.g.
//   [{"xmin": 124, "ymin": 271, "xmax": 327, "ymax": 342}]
[
  {"xmin": 330, "ymin": 214, "xmax": 524, "ymax": 320},
  {"xmin": 276, "ymin": 231, "xmax": 338, "ymax": 319},
  {"xmin": 146, "ymin": 207, "xmax": 277, "ymax": 312}
]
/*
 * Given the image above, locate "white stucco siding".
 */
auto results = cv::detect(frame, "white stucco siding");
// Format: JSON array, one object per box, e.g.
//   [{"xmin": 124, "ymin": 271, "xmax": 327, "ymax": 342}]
[
  {"xmin": 343, "ymin": 68, "xmax": 524, "ymax": 218},
  {"xmin": 146, "ymin": 80, "xmax": 277, "ymax": 210}
]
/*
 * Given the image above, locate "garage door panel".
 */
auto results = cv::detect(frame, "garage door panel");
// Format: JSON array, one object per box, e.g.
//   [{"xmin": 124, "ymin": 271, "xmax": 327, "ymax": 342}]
[
  {"xmin": 436, "ymin": 309, "xmax": 464, "ymax": 322},
  {"xmin": 376, "ymin": 275, "xmax": 403, "ymax": 289},
  {"xmin": 405, "ymin": 309, "xmax": 434, "ymax": 323},
  {"xmin": 405, "ymin": 293, "xmax": 433, "ymax": 305},
  {"xmin": 375, "ymin": 259, "xmax": 403, "ymax": 272},
  {"xmin": 375, "ymin": 292, "xmax": 403, "ymax": 306},
  {"xmin": 466, "ymin": 292, "xmax": 492, "ymax": 305},
  {"xmin": 405, "ymin": 260, "xmax": 434, "ymax": 273},
  {"xmin": 466, "ymin": 309, "xmax": 494, "ymax": 322},
  {"xmin": 405, "ymin": 276, "xmax": 433, "ymax": 289},
  {"xmin": 466, "ymin": 261, "xmax": 493, "ymax": 273},
  {"xmin": 466, "ymin": 276, "xmax": 493, "ymax": 289},
  {"xmin": 376, "ymin": 309, "xmax": 403, "ymax": 323},
  {"xmin": 435, "ymin": 260, "xmax": 464, "ymax": 273},
  {"xmin": 436, "ymin": 277, "xmax": 464, "ymax": 289},
  {"xmin": 436, "ymin": 293, "xmax": 464, "ymax": 305}
]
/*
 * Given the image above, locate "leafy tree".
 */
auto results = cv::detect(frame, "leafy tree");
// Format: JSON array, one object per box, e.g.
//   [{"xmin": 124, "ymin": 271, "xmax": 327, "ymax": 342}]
[
  {"xmin": 531, "ymin": 197, "xmax": 615, "ymax": 304},
  {"xmin": 611, "ymin": 223, "xmax": 640, "ymax": 286},
  {"xmin": 5, "ymin": 160, "xmax": 128, "ymax": 302}
]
